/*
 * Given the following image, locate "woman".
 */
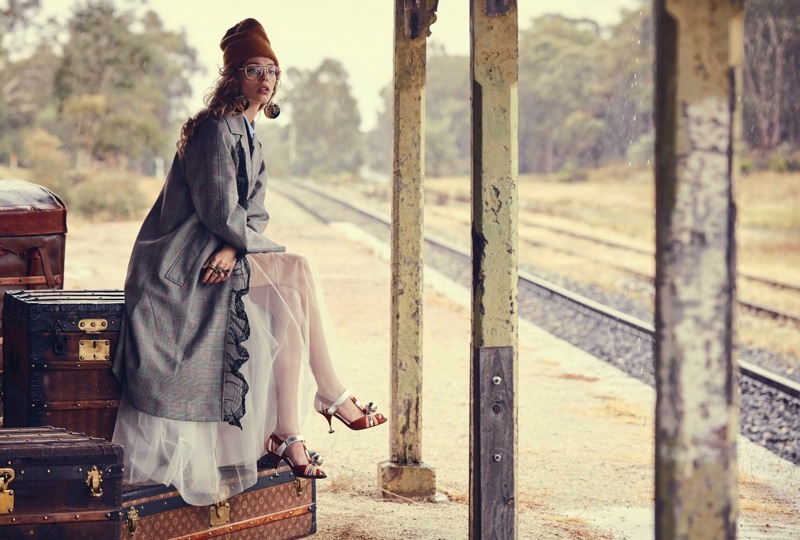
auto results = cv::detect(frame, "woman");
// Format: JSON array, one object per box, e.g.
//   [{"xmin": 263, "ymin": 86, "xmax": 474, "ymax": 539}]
[{"xmin": 112, "ymin": 18, "xmax": 385, "ymax": 506}]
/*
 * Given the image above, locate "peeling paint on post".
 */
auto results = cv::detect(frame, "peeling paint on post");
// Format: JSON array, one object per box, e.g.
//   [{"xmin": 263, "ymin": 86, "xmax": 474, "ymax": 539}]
[
  {"xmin": 378, "ymin": 0, "xmax": 437, "ymax": 501},
  {"xmin": 470, "ymin": 1, "xmax": 518, "ymax": 538},
  {"xmin": 654, "ymin": 1, "xmax": 742, "ymax": 538}
]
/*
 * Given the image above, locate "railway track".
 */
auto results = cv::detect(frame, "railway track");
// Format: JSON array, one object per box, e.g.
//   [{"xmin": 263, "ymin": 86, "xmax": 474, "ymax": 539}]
[
  {"xmin": 521, "ymin": 219, "xmax": 800, "ymax": 293},
  {"xmin": 518, "ymin": 235, "xmax": 800, "ymax": 325},
  {"xmin": 272, "ymin": 178, "xmax": 800, "ymax": 465}
]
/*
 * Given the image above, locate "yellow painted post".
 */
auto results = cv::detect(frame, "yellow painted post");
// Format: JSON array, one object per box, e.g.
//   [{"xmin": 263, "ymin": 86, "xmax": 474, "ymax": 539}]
[
  {"xmin": 654, "ymin": 1, "xmax": 743, "ymax": 538},
  {"xmin": 378, "ymin": 0, "xmax": 437, "ymax": 501},
  {"xmin": 469, "ymin": 0, "xmax": 518, "ymax": 538}
]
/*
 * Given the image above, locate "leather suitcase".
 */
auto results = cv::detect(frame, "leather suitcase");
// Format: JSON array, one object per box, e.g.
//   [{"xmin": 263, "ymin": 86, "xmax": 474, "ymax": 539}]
[
  {"xmin": 121, "ymin": 456, "xmax": 317, "ymax": 539},
  {"xmin": 2, "ymin": 290, "xmax": 123, "ymax": 439},
  {"xmin": 0, "ymin": 180, "xmax": 67, "ymax": 421},
  {"xmin": 0, "ymin": 426, "xmax": 124, "ymax": 539}
]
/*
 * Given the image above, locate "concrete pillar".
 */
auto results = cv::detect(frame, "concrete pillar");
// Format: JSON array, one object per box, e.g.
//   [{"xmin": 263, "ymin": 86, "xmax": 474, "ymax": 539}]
[
  {"xmin": 469, "ymin": 1, "xmax": 519, "ymax": 538},
  {"xmin": 654, "ymin": 1, "xmax": 743, "ymax": 538},
  {"xmin": 378, "ymin": 0, "xmax": 436, "ymax": 501}
]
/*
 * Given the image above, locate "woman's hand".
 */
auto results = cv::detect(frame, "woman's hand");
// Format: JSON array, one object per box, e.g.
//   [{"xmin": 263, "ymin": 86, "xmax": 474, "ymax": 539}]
[{"xmin": 202, "ymin": 245, "xmax": 238, "ymax": 285}]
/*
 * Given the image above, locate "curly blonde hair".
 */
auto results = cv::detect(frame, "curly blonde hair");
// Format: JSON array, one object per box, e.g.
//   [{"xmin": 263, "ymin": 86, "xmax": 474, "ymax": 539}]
[{"xmin": 177, "ymin": 63, "xmax": 280, "ymax": 157}]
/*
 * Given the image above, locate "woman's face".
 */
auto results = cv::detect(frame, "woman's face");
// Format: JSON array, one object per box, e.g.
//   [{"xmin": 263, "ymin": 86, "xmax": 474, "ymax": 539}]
[{"xmin": 238, "ymin": 56, "xmax": 278, "ymax": 108}]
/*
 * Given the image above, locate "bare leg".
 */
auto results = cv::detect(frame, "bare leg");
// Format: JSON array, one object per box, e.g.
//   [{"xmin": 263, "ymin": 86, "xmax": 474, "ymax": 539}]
[{"xmin": 249, "ymin": 253, "xmax": 377, "ymax": 447}]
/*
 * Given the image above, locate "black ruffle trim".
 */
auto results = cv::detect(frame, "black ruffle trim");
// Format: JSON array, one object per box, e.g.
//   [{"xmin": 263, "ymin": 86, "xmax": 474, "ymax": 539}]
[{"xmin": 222, "ymin": 256, "xmax": 251, "ymax": 429}]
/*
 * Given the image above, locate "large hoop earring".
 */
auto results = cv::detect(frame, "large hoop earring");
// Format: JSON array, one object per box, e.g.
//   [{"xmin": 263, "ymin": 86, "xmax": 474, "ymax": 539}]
[
  {"xmin": 235, "ymin": 94, "xmax": 250, "ymax": 112},
  {"xmin": 264, "ymin": 101, "xmax": 280, "ymax": 119}
]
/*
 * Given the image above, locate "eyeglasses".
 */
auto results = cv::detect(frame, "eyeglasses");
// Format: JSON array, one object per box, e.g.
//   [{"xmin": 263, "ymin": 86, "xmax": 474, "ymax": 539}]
[{"xmin": 239, "ymin": 64, "xmax": 281, "ymax": 80}]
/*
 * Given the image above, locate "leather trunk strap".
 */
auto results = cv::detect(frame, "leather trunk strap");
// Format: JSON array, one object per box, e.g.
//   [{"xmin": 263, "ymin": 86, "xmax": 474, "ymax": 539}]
[
  {"xmin": 0, "ymin": 275, "xmax": 63, "ymax": 286},
  {"xmin": 171, "ymin": 505, "xmax": 313, "ymax": 540},
  {"xmin": 0, "ymin": 239, "xmax": 59, "ymax": 288},
  {"xmin": 36, "ymin": 400, "xmax": 120, "ymax": 411},
  {"xmin": 0, "ymin": 509, "xmax": 119, "ymax": 526}
]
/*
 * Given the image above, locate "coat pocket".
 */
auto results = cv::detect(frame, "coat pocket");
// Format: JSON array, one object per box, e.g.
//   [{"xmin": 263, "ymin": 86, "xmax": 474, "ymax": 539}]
[{"xmin": 164, "ymin": 230, "xmax": 211, "ymax": 286}]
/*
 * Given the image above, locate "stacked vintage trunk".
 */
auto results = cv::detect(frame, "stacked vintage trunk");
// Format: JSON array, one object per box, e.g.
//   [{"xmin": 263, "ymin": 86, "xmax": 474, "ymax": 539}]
[
  {"xmin": 0, "ymin": 180, "xmax": 67, "ymax": 420},
  {"xmin": 2, "ymin": 290, "xmax": 124, "ymax": 440},
  {"xmin": 0, "ymin": 426, "xmax": 124, "ymax": 539},
  {"xmin": 0, "ymin": 183, "xmax": 318, "ymax": 538},
  {"xmin": 120, "ymin": 456, "xmax": 317, "ymax": 539}
]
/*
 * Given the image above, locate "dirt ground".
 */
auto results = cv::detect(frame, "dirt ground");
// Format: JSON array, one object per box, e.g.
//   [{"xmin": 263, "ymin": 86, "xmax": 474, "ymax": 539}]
[{"xmin": 64, "ymin": 190, "xmax": 800, "ymax": 539}]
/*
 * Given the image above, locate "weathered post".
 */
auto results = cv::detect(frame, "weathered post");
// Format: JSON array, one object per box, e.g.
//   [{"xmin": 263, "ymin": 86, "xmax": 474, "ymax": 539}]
[
  {"xmin": 378, "ymin": 0, "xmax": 437, "ymax": 501},
  {"xmin": 654, "ymin": 1, "xmax": 743, "ymax": 538},
  {"xmin": 469, "ymin": 1, "xmax": 519, "ymax": 538}
]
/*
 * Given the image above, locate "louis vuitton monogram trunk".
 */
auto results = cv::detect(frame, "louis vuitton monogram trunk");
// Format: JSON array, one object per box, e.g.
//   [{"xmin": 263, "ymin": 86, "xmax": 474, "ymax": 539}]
[{"xmin": 120, "ymin": 456, "xmax": 316, "ymax": 539}]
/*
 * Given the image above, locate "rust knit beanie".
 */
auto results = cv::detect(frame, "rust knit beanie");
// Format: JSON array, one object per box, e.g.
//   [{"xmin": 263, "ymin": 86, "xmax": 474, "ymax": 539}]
[{"xmin": 220, "ymin": 18, "xmax": 279, "ymax": 68}]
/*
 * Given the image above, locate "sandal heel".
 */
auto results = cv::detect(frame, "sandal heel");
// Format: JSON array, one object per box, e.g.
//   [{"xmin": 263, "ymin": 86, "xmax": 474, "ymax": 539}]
[
  {"xmin": 265, "ymin": 434, "xmax": 327, "ymax": 480},
  {"xmin": 315, "ymin": 389, "xmax": 388, "ymax": 432},
  {"xmin": 317, "ymin": 411, "xmax": 335, "ymax": 434}
]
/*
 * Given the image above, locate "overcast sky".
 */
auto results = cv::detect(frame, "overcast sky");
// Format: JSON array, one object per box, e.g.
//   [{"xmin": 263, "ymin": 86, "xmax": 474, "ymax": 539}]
[{"xmin": 42, "ymin": 0, "xmax": 643, "ymax": 129}]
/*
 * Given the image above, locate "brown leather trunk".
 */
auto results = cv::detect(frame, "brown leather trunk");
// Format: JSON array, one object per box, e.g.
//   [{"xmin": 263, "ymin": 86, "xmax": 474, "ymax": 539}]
[
  {"xmin": 2, "ymin": 290, "xmax": 123, "ymax": 439},
  {"xmin": 0, "ymin": 426, "xmax": 123, "ymax": 539},
  {"xmin": 121, "ymin": 457, "xmax": 317, "ymax": 539},
  {"xmin": 0, "ymin": 180, "xmax": 67, "ymax": 420}
]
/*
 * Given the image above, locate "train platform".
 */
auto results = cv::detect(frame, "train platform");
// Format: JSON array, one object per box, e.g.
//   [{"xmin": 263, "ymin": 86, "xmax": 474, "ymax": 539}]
[{"xmin": 65, "ymin": 190, "xmax": 800, "ymax": 539}]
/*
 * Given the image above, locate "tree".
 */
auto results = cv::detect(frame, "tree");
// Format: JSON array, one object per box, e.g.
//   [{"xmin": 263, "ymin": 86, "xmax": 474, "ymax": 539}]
[
  {"xmin": 0, "ymin": 43, "xmax": 59, "ymax": 163},
  {"xmin": 744, "ymin": 0, "xmax": 800, "ymax": 151},
  {"xmin": 424, "ymin": 46, "xmax": 470, "ymax": 177},
  {"xmin": 366, "ymin": 44, "xmax": 470, "ymax": 178},
  {"xmin": 0, "ymin": 0, "xmax": 41, "ymax": 57},
  {"xmin": 284, "ymin": 58, "xmax": 363, "ymax": 176},
  {"xmin": 53, "ymin": 1, "xmax": 198, "ymax": 168},
  {"xmin": 602, "ymin": 4, "xmax": 654, "ymax": 165},
  {"xmin": 518, "ymin": 15, "xmax": 609, "ymax": 173}
]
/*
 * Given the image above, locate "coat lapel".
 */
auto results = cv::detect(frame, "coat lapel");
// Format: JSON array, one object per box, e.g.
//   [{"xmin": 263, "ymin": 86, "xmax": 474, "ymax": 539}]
[
  {"xmin": 223, "ymin": 115, "xmax": 252, "ymax": 190},
  {"xmin": 251, "ymin": 135, "xmax": 264, "ymax": 187}
]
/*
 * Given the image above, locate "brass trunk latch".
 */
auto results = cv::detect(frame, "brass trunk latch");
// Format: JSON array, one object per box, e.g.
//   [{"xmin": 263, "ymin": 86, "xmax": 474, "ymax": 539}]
[
  {"xmin": 294, "ymin": 477, "xmax": 307, "ymax": 497},
  {"xmin": 0, "ymin": 469, "xmax": 15, "ymax": 514},
  {"xmin": 86, "ymin": 465, "xmax": 103, "ymax": 497},
  {"xmin": 78, "ymin": 318, "xmax": 111, "ymax": 361},
  {"xmin": 209, "ymin": 500, "xmax": 231, "ymax": 527},
  {"xmin": 126, "ymin": 506, "xmax": 139, "ymax": 537}
]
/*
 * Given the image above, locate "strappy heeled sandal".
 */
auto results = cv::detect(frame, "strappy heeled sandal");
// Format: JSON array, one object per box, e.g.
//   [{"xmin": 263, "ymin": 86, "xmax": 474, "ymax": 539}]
[
  {"xmin": 315, "ymin": 388, "xmax": 387, "ymax": 434},
  {"xmin": 265, "ymin": 434, "xmax": 327, "ymax": 479}
]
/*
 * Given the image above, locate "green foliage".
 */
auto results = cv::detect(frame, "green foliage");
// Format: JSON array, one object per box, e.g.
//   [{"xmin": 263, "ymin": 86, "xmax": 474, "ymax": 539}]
[
  {"xmin": 22, "ymin": 128, "xmax": 70, "ymax": 192},
  {"xmin": 767, "ymin": 155, "xmax": 788, "ymax": 172},
  {"xmin": 284, "ymin": 58, "xmax": 363, "ymax": 176},
  {"xmin": 744, "ymin": 1, "xmax": 800, "ymax": 151},
  {"xmin": 627, "ymin": 133, "xmax": 654, "ymax": 166},
  {"xmin": 52, "ymin": 1, "xmax": 198, "ymax": 167},
  {"xmin": 0, "ymin": 43, "xmax": 59, "ymax": 162},
  {"xmin": 66, "ymin": 171, "xmax": 148, "ymax": 221},
  {"xmin": 519, "ymin": 9, "xmax": 653, "ymax": 174},
  {"xmin": 425, "ymin": 46, "xmax": 470, "ymax": 177},
  {"xmin": 556, "ymin": 163, "xmax": 589, "ymax": 183}
]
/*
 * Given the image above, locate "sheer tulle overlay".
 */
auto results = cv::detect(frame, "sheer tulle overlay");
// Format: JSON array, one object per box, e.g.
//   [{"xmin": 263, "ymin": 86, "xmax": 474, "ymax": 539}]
[{"xmin": 112, "ymin": 253, "xmax": 345, "ymax": 506}]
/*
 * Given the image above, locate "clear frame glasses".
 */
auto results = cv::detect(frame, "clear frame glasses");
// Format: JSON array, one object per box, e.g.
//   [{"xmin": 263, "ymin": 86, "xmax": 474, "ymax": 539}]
[{"xmin": 239, "ymin": 64, "xmax": 281, "ymax": 80}]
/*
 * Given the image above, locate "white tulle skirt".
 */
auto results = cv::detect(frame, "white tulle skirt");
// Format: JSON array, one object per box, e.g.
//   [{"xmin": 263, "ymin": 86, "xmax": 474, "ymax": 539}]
[{"xmin": 113, "ymin": 252, "xmax": 341, "ymax": 506}]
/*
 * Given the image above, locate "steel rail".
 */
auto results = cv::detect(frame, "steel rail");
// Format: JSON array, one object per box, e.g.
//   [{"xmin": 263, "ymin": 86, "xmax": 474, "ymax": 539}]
[
  {"xmin": 272, "ymin": 179, "xmax": 800, "ymax": 402},
  {"xmin": 523, "ymin": 219, "xmax": 800, "ymax": 292}
]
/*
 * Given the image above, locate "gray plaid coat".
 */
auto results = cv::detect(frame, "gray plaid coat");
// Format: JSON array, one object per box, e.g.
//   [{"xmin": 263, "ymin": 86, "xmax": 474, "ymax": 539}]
[{"xmin": 112, "ymin": 114, "xmax": 285, "ymax": 422}]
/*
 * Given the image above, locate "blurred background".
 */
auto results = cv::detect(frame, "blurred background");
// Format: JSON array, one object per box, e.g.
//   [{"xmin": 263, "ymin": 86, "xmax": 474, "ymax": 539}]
[{"xmin": 0, "ymin": 0, "xmax": 796, "ymax": 292}]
